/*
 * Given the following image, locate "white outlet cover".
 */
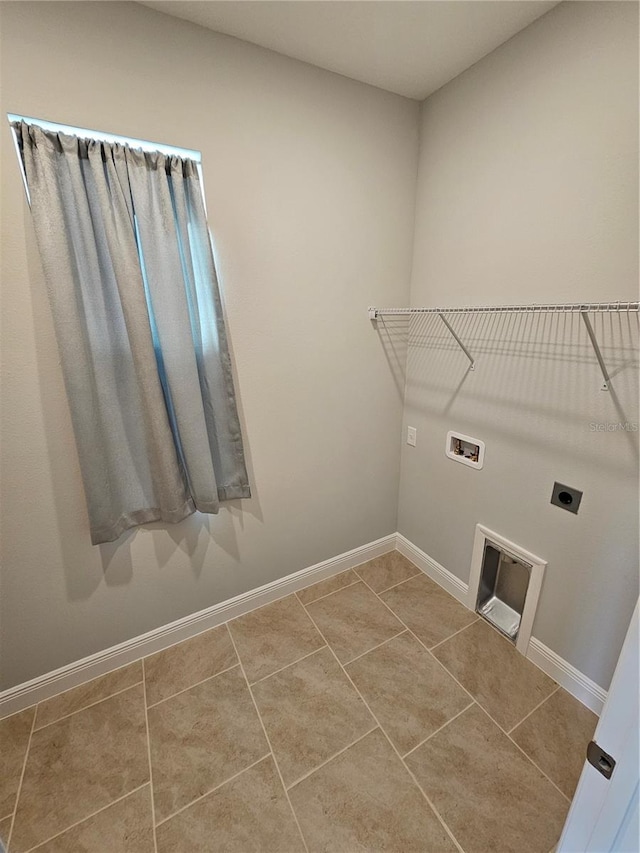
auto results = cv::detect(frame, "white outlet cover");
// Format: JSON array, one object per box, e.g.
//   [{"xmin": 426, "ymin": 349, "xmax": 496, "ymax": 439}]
[{"xmin": 407, "ymin": 426, "xmax": 417, "ymax": 447}]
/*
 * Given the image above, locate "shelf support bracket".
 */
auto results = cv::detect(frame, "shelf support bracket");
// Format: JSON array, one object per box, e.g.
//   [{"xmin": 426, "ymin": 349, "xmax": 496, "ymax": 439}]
[
  {"xmin": 438, "ymin": 313, "xmax": 475, "ymax": 370},
  {"xmin": 580, "ymin": 312, "xmax": 610, "ymax": 391}
]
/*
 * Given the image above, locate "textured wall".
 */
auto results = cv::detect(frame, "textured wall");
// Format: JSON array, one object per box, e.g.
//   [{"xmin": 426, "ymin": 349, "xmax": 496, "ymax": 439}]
[
  {"xmin": 0, "ymin": 1, "xmax": 419, "ymax": 689},
  {"xmin": 397, "ymin": 1, "xmax": 639, "ymax": 689}
]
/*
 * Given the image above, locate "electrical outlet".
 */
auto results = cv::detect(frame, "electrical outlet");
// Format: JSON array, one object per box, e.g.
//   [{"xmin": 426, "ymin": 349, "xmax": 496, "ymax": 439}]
[
  {"xmin": 550, "ymin": 482, "xmax": 582, "ymax": 514},
  {"xmin": 407, "ymin": 426, "xmax": 417, "ymax": 447}
]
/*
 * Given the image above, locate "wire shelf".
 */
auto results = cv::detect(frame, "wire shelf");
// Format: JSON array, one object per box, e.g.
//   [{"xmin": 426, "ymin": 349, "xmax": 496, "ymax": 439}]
[
  {"xmin": 368, "ymin": 301, "xmax": 639, "ymax": 318},
  {"xmin": 368, "ymin": 301, "xmax": 639, "ymax": 390}
]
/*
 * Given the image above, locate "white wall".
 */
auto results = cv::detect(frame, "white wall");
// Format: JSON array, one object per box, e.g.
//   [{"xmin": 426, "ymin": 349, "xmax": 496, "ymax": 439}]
[
  {"xmin": 398, "ymin": 1, "xmax": 639, "ymax": 690},
  {"xmin": 0, "ymin": 1, "xmax": 419, "ymax": 689}
]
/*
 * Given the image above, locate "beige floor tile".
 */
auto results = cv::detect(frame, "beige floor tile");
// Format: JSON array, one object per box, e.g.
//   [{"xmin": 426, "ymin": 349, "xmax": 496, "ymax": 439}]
[
  {"xmin": 144, "ymin": 625, "xmax": 237, "ymax": 706},
  {"xmin": 433, "ymin": 619, "xmax": 556, "ymax": 730},
  {"xmin": 289, "ymin": 728, "xmax": 457, "ymax": 852},
  {"xmin": 11, "ymin": 685, "xmax": 149, "ymax": 852},
  {"xmin": 30, "ymin": 785, "xmax": 155, "ymax": 853},
  {"xmin": 148, "ymin": 665, "xmax": 269, "ymax": 821},
  {"xmin": 355, "ymin": 550, "xmax": 420, "ymax": 593},
  {"xmin": 156, "ymin": 757, "xmax": 304, "ymax": 853},
  {"xmin": 346, "ymin": 631, "xmax": 471, "ymax": 754},
  {"xmin": 406, "ymin": 704, "xmax": 568, "ymax": 853},
  {"xmin": 35, "ymin": 662, "xmax": 142, "ymax": 730},
  {"xmin": 228, "ymin": 595, "xmax": 325, "ymax": 683},
  {"xmin": 0, "ymin": 816, "xmax": 11, "ymax": 849},
  {"xmin": 252, "ymin": 647, "xmax": 374, "ymax": 785},
  {"xmin": 0, "ymin": 707, "xmax": 34, "ymax": 819},
  {"xmin": 511, "ymin": 688, "xmax": 597, "ymax": 798},
  {"xmin": 380, "ymin": 573, "xmax": 477, "ymax": 648},
  {"xmin": 297, "ymin": 569, "xmax": 359, "ymax": 605},
  {"xmin": 305, "ymin": 582, "xmax": 404, "ymax": 663}
]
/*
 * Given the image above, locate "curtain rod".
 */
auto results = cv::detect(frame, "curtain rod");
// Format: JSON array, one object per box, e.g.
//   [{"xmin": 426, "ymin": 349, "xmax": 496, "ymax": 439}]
[
  {"xmin": 368, "ymin": 302, "xmax": 640, "ymax": 319},
  {"xmin": 7, "ymin": 113, "xmax": 209, "ymax": 215},
  {"xmin": 7, "ymin": 113, "xmax": 202, "ymax": 163}
]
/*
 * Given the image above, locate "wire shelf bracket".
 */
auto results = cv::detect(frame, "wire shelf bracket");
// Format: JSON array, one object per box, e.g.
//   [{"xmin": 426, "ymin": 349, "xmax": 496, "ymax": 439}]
[
  {"xmin": 580, "ymin": 312, "xmax": 611, "ymax": 391},
  {"xmin": 368, "ymin": 301, "xmax": 640, "ymax": 391},
  {"xmin": 438, "ymin": 312, "xmax": 475, "ymax": 370}
]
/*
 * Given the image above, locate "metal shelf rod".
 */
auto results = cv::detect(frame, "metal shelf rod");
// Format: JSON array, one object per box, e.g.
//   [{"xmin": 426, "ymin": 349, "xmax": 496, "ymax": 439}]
[
  {"xmin": 580, "ymin": 312, "xmax": 612, "ymax": 391},
  {"xmin": 438, "ymin": 312, "xmax": 475, "ymax": 371},
  {"xmin": 368, "ymin": 301, "xmax": 639, "ymax": 318}
]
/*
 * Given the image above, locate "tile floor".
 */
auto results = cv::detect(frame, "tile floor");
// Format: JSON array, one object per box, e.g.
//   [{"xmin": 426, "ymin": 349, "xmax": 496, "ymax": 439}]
[{"xmin": 0, "ymin": 551, "xmax": 598, "ymax": 853}]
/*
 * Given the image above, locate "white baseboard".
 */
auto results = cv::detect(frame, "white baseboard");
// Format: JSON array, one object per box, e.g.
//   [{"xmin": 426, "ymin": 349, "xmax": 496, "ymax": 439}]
[
  {"xmin": 527, "ymin": 638, "xmax": 606, "ymax": 715},
  {"xmin": 396, "ymin": 533, "xmax": 468, "ymax": 604},
  {"xmin": 0, "ymin": 531, "xmax": 606, "ymax": 719},
  {"xmin": 0, "ymin": 533, "xmax": 396, "ymax": 719},
  {"xmin": 395, "ymin": 533, "xmax": 606, "ymax": 715}
]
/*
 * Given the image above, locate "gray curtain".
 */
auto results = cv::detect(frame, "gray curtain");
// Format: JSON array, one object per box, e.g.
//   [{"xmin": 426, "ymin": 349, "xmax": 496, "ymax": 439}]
[{"xmin": 15, "ymin": 121, "xmax": 250, "ymax": 544}]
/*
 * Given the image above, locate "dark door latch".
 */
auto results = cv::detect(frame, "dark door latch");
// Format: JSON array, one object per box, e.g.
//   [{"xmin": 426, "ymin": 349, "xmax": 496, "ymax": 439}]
[{"xmin": 587, "ymin": 740, "xmax": 616, "ymax": 780}]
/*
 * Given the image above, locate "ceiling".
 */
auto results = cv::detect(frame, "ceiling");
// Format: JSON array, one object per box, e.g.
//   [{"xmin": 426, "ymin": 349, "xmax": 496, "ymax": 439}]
[{"xmin": 139, "ymin": 1, "xmax": 560, "ymax": 100}]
